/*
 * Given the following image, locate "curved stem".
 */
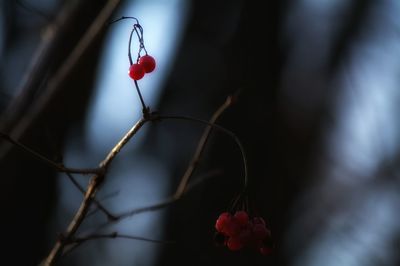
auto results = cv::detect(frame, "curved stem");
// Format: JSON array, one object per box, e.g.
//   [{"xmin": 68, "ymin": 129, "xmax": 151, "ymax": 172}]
[
  {"xmin": 173, "ymin": 96, "xmax": 233, "ymax": 198},
  {"xmin": 134, "ymin": 80, "xmax": 147, "ymax": 114},
  {"xmin": 128, "ymin": 28, "xmax": 134, "ymax": 65},
  {"xmin": 156, "ymin": 115, "xmax": 249, "ymax": 190},
  {"xmin": 109, "ymin": 16, "xmax": 139, "ymax": 25}
]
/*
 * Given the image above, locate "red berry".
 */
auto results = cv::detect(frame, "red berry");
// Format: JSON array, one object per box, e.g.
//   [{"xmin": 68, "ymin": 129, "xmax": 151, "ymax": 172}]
[
  {"xmin": 215, "ymin": 212, "xmax": 231, "ymax": 233},
  {"xmin": 259, "ymin": 246, "xmax": 273, "ymax": 256},
  {"xmin": 218, "ymin": 212, "xmax": 231, "ymax": 221},
  {"xmin": 234, "ymin": 211, "xmax": 249, "ymax": 226},
  {"xmin": 129, "ymin": 64, "xmax": 145, "ymax": 80},
  {"xmin": 227, "ymin": 237, "xmax": 243, "ymax": 251},
  {"xmin": 139, "ymin": 55, "xmax": 156, "ymax": 73},
  {"xmin": 252, "ymin": 224, "xmax": 270, "ymax": 240}
]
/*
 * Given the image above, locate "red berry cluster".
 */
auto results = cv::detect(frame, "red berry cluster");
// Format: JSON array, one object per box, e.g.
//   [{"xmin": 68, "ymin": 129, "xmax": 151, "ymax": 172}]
[
  {"xmin": 129, "ymin": 55, "xmax": 156, "ymax": 80},
  {"xmin": 215, "ymin": 211, "xmax": 272, "ymax": 255}
]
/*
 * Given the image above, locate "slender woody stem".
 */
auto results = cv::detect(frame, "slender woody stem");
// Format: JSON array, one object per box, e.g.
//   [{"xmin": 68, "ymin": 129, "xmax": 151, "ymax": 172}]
[
  {"xmin": 173, "ymin": 96, "xmax": 233, "ymax": 198},
  {"xmin": 0, "ymin": 131, "xmax": 100, "ymax": 175},
  {"xmin": 156, "ymin": 115, "xmax": 249, "ymax": 190},
  {"xmin": 134, "ymin": 80, "xmax": 148, "ymax": 114},
  {"xmin": 128, "ymin": 27, "xmax": 134, "ymax": 65},
  {"xmin": 65, "ymin": 172, "xmax": 116, "ymax": 220},
  {"xmin": 109, "ymin": 16, "xmax": 139, "ymax": 25},
  {"xmin": 42, "ymin": 118, "xmax": 148, "ymax": 266}
]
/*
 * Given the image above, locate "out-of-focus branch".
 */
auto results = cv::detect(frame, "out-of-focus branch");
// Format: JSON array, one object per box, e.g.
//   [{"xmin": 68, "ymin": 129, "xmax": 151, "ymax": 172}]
[
  {"xmin": 0, "ymin": 0, "xmax": 121, "ymax": 160},
  {"xmin": 0, "ymin": 131, "xmax": 101, "ymax": 174},
  {"xmin": 63, "ymin": 231, "xmax": 174, "ymax": 257},
  {"xmin": 35, "ymin": 94, "xmax": 235, "ymax": 265},
  {"xmin": 95, "ymin": 96, "xmax": 235, "ymax": 223},
  {"xmin": 64, "ymin": 172, "xmax": 117, "ymax": 221}
]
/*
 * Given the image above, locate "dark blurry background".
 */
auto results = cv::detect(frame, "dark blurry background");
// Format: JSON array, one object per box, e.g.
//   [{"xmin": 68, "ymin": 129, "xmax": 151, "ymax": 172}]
[{"xmin": 1, "ymin": 0, "xmax": 400, "ymax": 265}]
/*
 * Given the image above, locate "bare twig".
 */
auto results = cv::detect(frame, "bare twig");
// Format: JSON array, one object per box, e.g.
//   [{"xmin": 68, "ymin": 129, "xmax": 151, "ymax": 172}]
[
  {"xmin": 63, "ymin": 231, "xmax": 174, "ymax": 257},
  {"xmin": 65, "ymin": 172, "xmax": 117, "ymax": 221},
  {"xmin": 42, "ymin": 117, "xmax": 148, "ymax": 266},
  {"xmin": 0, "ymin": 0, "xmax": 121, "ymax": 161},
  {"xmin": 102, "ymin": 96, "xmax": 235, "ymax": 222},
  {"xmin": 16, "ymin": 0, "xmax": 53, "ymax": 21},
  {"xmin": 156, "ymin": 114, "xmax": 248, "ymax": 189},
  {"xmin": 173, "ymin": 96, "xmax": 234, "ymax": 198},
  {"xmin": 0, "ymin": 131, "xmax": 101, "ymax": 175},
  {"xmin": 86, "ymin": 190, "xmax": 121, "ymax": 218},
  {"xmin": 73, "ymin": 232, "xmax": 174, "ymax": 244},
  {"xmin": 184, "ymin": 168, "xmax": 223, "ymax": 192},
  {"xmin": 115, "ymin": 170, "xmax": 223, "ymax": 220},
  {"xmin": 41, "ymin": 95, "xmax": 237, "ymax": 265}
]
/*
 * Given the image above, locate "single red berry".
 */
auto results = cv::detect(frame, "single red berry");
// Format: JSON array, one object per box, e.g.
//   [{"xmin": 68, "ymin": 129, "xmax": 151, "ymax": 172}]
[
  {"xmin": 252, "ymin": 224, "xmax": 270, "ymax": 240},
  {"xmin": 227, "ymin": 237, "xmax": 243, "ymax": 251},
  {"xmin": 234, "ymin": 211, "xmax": 249, "ymax": 226},
  {"xmin": 218, "ymin": 212, "xmax": 231, "ymax": 221},
  {"xmin": 139, "ymin": 55, "xmax": 156, "ymax": 73},
  {"xmin": 129, "ymin": 64, "xmax": 145, "ymax": 80},
  {"xmin": 215, "ymin": 212, "xmax": 231, "ymax": 233},
  {"xmin": 259, "ymin": 246, "xmax": 273, "ymax": 256}
]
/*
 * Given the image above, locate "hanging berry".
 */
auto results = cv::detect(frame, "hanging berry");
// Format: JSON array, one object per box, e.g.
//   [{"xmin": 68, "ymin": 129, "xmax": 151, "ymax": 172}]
[
  {"xmin": 214, "ymin": 210, "xmax": 273, "ymax": 255},
  {"xmin": 129, "ymin": 64, "xmax": 145, "ymax": 80},
  {"xmin": 112, "ymin": 16, "xmax": 155, "ymax": 113},
  {"xmin": 139, "ymin": 55, "xmax": 156, "ymax": 73},
  {"xmin": 124, "ymin": 19, "xmax": 156, "ymax": 81}
]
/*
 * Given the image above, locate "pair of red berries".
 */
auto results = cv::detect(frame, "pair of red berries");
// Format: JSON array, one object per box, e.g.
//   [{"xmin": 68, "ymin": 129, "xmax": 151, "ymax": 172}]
[
  {"xmin": 128, "ymin": 55, "xmax": 156, "ymax": 80},
  {"xmin": 215, "ymin": 211, "xmax": 272, "ymax": 255}
]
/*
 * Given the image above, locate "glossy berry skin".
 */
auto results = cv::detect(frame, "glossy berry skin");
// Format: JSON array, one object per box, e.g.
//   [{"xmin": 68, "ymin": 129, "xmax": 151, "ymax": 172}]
[
  {"xmin": 227, "ymin": 237, "xmax": 243, "ymax": 251},
  {"xmin": 259, "ymin": 246, "xmax": 273, "ymax": 256},
  {"xmin": 234, "ymin": 211, "xmax": 249, "ymax": 226},
  {"xmin": 215, "ymin": 212, "xmax": 231, "ymax": 232},
  {"xmin": 139, "ymin": 55, "xmax": 156, "ymax": 73},
  {"xmin": 129, "ymin": 64, "xmax": 145, "ymax": 80}
]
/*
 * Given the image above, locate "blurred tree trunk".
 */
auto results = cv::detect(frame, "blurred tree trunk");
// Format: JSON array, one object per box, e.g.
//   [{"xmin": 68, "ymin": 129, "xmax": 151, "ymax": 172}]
[{"xmin": 0, "ymin": 1, "xmax": 119, "ymax": 264}]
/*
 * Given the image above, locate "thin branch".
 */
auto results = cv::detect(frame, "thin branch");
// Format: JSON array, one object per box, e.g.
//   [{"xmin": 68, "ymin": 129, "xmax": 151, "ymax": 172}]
[
  {"xmin": 134, "ymin": 80, "xmax": 148, "ymax": 114},
  {"xmin": 116, "ymin": 169, "xmax": 223, "ymax": 220},
  {"xmin": 0, "ymin": 0, "xmax": 121, "ymax": 161},
  {"xmin": 0, "ymin": 131, "xmax": 101, "ymax": 175},
  {"xmin": 63, "ymin": 231, "xmax": 174, "ymax": 257},
  {"xmin": 99, "ymin": 118, "xmax": 148, "ymax": 169},
  {"xmin": 74, "ymin": 232, "xmax": 174, "ymax": 244},
  {"xmin": 173, "ymin": 96, "xmax": 234, "ymax": 198},
  {"xmin": 16, "ymin": 0, "xmax": 52, "ymax": 21},
  {"xmin": 42, "ymin": 95, "xmax": 237, "ymax": 265},
  {"xmin": 42, "ymin": 116, "xmax": 147, "ymax": 266},
  {"xmin": 104, "ymin": 95, "xmax": 235, "ymax": 222},
  {"xmin": 128, "ymin": 27, "xmax": 135, "ymax": 65},
  {"xmin": 184, "ymin": 168, "xmax": 223, "ymax": 192},
  {"xmin": 155, "ymin": 114, "xmax": 249, "ymax": 190},
  {"xmin": 109, "ymin": 16, "xmax": 139, "ymax": 26},
  {"xmin": 65, "ymin": 172, "xmax": 117, "ymax": 221},
  {"xmin": 86, "ymin": 190, "xmax": 120, "ymax": 218}
]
